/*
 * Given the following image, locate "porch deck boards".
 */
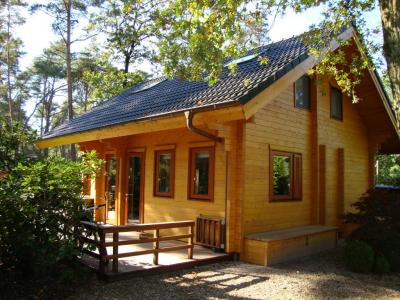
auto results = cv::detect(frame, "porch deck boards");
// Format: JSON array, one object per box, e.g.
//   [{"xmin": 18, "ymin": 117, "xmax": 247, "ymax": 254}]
[{"xmin": 82, "ymin": 231, "xmax": 231, "ymax": 278}]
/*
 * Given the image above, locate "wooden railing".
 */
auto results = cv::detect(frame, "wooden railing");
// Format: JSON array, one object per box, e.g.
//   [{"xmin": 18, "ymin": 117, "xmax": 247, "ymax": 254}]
[
  {"xmin": 80, "ymin": 220, "xmax": 195, "ymax": 274},
  {"xmin": 196, "ymin": 215, "xmax": 225, "ymax": 250}
]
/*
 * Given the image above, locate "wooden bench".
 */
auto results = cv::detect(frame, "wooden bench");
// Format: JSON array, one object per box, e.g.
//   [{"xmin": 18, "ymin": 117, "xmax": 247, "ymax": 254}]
[{"xmin": 242, "ymin": 225, "xmax": 338, "ymax": 266}]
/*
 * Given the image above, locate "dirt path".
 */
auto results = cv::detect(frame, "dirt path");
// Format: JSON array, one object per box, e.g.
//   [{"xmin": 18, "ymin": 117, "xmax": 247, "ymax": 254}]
[{"xmin": 70, "ymin": 249, "xmax": 400, "ymax": 300}]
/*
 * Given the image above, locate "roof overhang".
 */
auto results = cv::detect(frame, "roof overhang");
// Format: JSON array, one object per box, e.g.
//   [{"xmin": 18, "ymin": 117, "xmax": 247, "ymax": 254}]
[
  {"xmin": 36, "ymin": 104, "xmax": 245, "ymax": 149},
  {"xmin": 37, "ymin": 26, "xmax": 399, "ymax": 153}
]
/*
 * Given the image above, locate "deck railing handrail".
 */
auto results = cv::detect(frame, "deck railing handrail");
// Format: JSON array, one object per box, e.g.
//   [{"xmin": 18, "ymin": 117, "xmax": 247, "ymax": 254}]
[{"xmin": 80, "ymin": 220, "xmax": 195, "ymax": 274}]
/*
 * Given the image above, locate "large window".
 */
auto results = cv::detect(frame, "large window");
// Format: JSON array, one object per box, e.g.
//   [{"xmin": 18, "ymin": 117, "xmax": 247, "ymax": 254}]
[
  {"xmin": 154, "ymin": 149, "xmax": 175, "ymax": 197},
  {"xmin": 294, "ymin": 75, "xmax": 311, "ymax": 110},
  {"xmin": 331, "ymin": 87, "xmax": 343, "ymax": 120},
  {"xmin": 105, "ymin": 155, "xmax": 117, "ymax": 219},
  {"xmin": 188, "ymin": 147, "xmax": 215, "ymax": 200},
  {"xmin": 270, "ymin": 150, "xmax": 302, "ymax": 202}
]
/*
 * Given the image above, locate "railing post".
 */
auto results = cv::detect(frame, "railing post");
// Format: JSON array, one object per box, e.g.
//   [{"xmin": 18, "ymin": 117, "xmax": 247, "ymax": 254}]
[
  {"xmin": 188, "ymin": 224, "xmax": 194, "ymax": 259},
  {"xmin": 98, "ymin": 230, "xmax": 106, "ymax": 274},
  {"xmin": 112, "ymin": 231, "xmax": 119, "ymax": 273},
  {"xmin": 153, "ymin": 229, "xmax": 159, "ymax": 265}
]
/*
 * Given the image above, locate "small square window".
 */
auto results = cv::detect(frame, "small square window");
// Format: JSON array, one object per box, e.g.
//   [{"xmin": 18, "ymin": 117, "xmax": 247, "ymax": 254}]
[
  {"xmin": 331, "ymin": 87, "xmax": 343, "ymax": 120},
  {"xmin": 294, "ymin": 75, "xmax": 311, "ymax": 110}
]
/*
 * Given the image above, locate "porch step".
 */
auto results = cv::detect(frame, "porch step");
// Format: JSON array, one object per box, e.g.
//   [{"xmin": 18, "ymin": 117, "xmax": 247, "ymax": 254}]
[{"xmin": 242, "ymin": 225, "xmax": 338, "ymax": 266}]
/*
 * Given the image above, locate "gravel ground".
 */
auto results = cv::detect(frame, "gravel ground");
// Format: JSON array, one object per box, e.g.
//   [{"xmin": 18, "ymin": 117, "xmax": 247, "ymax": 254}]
[{"xmin": 69, "ymin": 249, "xmax": 400, "ymax": 300}]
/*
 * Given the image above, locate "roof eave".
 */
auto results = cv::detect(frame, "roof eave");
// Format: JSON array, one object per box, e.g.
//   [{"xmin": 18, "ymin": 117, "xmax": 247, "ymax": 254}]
[{"xmin": 36, "ymin": 101, "xmax": 244, "ymax": 149}]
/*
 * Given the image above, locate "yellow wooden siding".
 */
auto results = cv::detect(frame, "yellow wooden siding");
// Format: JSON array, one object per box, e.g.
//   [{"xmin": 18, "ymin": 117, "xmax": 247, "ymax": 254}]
[
  {"xmin": 91, "ymin": 123, "xmax": 245, "ymax": 252},
  {"xmin": 317, "ymin": 78, "xmax": 369, "ymax": 224},
  {"xmin": 242, "ymin": 76, "xmax": 371, "ymax": 235},
  {"xmin": 242, "ymin": 86, "xmax": 313, "ymax": 234},
  {"xmin": 124, "ymin": 128, "xmax": 226, "ymax": 223}
]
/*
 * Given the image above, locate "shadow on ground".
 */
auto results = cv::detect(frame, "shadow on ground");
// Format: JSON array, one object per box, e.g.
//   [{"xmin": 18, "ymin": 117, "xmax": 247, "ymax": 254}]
[{"xmin": 68, "ymin": 247, "xmax": 400, "ymax": 300}]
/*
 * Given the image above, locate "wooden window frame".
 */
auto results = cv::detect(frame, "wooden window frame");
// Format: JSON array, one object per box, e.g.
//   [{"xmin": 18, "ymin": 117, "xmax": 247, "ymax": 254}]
[
  {"xmin": 330, "ymin": 86, "xmax": 343, "ymax": 121},
  {"xmin": 153, "ymin": 149, "xmax": 175, "ymax": 198},
  {"xmin": 293, "ymin": 75, "xmax": 311, "ymax": 111},
  {"xmin": 188, "ymin": 147, "xmax": 215, "ymax": 201},
  {"xmin": 269, "ymin": 149, "xmax": 302, "ymax": 202}
]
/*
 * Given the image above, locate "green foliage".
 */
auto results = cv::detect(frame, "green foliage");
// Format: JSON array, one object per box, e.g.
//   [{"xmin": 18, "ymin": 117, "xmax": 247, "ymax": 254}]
[
  {"xmin": 373, "ymin": 254, "xmax": 391, "ymax": 274},
  {"xmin": 89, "ymin": 0, "xmax": 157, "ymax": 73},
  {"xmin": 376, "ymin": 154, "xmax": 400, "ymax": 186},
  {"xmin": 272, "ymin": 155, "xmax": 290, "ymax": 195},
  {"xmin": 344, "ymin": 188, "xmax": 400, "ymax": 272},
  {"xmin": 0, "ymin": 117, "xmax": 38, "ymax": 172},
  {"xmin": 345, "ymin": 189, "xmax": 400, "ymax": 235},
  {"xmin": 344, "ymin": 240, "xmax": 374, "ymax": 273},
  {"xmin": 0, "ymin": 151, "xmax": 102, "ymax": 276},
  {"xmin": 82, "ymin": 51, "xmax": 147, "ymax": 103},
  {"xmin": 155, "ymin": 0, "xmax": 378, "ymax": 93}
]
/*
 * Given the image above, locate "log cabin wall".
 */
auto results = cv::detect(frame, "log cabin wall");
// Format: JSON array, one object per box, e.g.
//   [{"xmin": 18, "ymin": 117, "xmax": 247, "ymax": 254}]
[
  {"xmin": 317, "ymin": 77, "xmax": 369, "ymax": 226},
  {"xmin": 242, "ymin": 84, "xmax": 313, "ymax": 235},
  {"xmin": 82, "ymin": 122, "xmax": 243, "ymax": 253},
  {"xmin": 241, "ymin": 75, "xmax": 371, "ymax": 236}
]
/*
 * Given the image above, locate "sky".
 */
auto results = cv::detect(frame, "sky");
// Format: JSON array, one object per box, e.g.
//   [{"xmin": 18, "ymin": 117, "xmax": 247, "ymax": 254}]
[{"xmin": 14, "ymin": 3, "xmax": 383, "ymax": 124}]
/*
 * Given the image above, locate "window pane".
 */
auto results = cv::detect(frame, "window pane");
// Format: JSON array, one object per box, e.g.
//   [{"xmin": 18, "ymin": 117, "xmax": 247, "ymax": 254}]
[
  {"xmin": 273, "ymin": 155, "xmax": 291, "ymax": 196},
  {"xmin": 331, "ymin": 88, "xmax": 343, "ymax": 120},
  {"xmin": 128, "ymin": 156, "xmax": 141, "ymax": 221},
  {"xmin": 295, "ymin": 76, "xmax": 310, "ymax": 109},
  {"xmin": 158, "ymin": 153, "xmax": 171, "ymax": 193},
  {"xmin": 194, "ymin": 151, "xmax": 209, "ymax": 195},
  {"xmin": 106, "ymin": 158, "xmax": 117, "ymax": 212}
]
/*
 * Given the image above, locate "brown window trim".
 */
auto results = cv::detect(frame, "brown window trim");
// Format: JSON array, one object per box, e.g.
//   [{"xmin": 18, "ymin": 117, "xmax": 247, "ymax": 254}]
[
  {"xmin": 154, "ymin": 149, "xmax": 175, "ymax": 198},
  {"xmin": 269, "ymin": 149, "xmax": 302, "ymax": 202},
  {"xmin": 293, "ymin": 75, "xmax": 312, "ymax": 111},
  {"xmin": 188, "ymin": 146, "xmax": 215, "ymax": 201},
  {"xmin": 330, "ymin": 86, "xmax": 343, "ymax": 121}
]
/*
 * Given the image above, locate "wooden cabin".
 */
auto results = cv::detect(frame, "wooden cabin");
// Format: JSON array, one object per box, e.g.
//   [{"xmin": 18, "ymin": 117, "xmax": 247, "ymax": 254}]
[{"xmin": 37, "ymin": 27, "xmax": 400, "ymax": 266}]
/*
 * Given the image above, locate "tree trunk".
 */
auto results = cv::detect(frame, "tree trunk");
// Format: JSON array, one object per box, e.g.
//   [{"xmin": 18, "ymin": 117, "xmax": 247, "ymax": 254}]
[
  {"xmin": 379, "ymin": 0, "xmax": 400, "ymax": 126},
  {"xmin": 6, "ymin": 1, "xmax": 13, "ymax": 125},
  {"xmin": 123, "ymin": 54, "xmax": 130, "ymax": 87},
  {"xmin": 66, "ymin": 0, "xmax": 76, "ymax": 160}
]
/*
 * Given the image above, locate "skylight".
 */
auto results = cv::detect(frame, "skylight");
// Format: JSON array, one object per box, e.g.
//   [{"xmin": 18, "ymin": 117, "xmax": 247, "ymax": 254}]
[
  {"xmin": 132, "ymin": 78, "xmax": 165, "ymax": 94},
  {"xmin": 224, "ymin": 53, "xmax": 258, "ymax": 67}
]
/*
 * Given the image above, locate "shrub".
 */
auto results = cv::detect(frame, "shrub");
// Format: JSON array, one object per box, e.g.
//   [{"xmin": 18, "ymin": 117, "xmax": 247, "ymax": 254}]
[
  {"xmin": 344, "ymin": 188, "xmax": 400, "ymax": 272},
  {"xmin": 0, "ymin": 151, "xmax": 101, "ymax": 276},
  {"xmin": 380, "ymin": 237, "xmax": 400, "ymax": 272},
  {"xmin": 344, "ymin": 188, "xmax": 400, "ymax": 233},
  {"xmin": 344, "ymin": 240, "xmax": 374, "ymax": 273},
  {"xmin": 373, "ymin": 254, "xmax": 391, "ymax": 274}
]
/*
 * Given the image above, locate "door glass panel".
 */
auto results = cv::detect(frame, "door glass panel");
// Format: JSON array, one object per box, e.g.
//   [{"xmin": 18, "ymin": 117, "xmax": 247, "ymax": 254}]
[
  {"xmin": 194, "ymin": 151, "xmax": 210, "ymax": 195},
  {"xmin": 272, "ymin": 155, "xmax": 291, "ymax": 196},
  {"xmin": 158, "ymin": 153, "xmax": 171, "ymax": 193},
  {"xmin": 106, "ymin": 157, "xmax": 117, "ymax": 219},
  {"xmin": 128, "ymin": 155, "xmax": 141, "ymax": 222}
]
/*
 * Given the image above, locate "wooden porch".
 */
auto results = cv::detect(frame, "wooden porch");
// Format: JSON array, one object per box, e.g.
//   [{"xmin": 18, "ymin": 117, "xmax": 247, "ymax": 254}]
[{"xmin": 80, "ymin": 220, "xmax": 232, "ymax": 280}]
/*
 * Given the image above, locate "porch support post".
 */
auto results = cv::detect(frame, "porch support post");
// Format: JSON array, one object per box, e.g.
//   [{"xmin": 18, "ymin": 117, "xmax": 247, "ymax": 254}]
[
  {"xmin": 112, "ymin": 231, "xmax": 119, "ymax": 272},
  {"xmin": 153, "ymin": 229, "xmax": 160, "ymax": 265},
  {"xmin": 188, "ymin": 224, "xmax": 194, "ymax": 259},
  {"xmin": 116, "ymin": 145, "xmax": 128, "ymax": 225},
  {"xmin": 310, "ymin": 75, "xmax": 319, "ymax": 225}
]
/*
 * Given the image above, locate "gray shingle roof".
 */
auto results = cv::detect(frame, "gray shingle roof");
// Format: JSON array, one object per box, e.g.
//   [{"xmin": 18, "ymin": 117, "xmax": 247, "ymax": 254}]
[{"xmin": 44, "ymin": 35, "xmax": 308, "ymax": 139}]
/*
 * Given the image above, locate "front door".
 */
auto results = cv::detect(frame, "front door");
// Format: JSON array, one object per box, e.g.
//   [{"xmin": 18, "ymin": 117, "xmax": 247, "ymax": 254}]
[{"xmin": 127, "ymin": 153, "xmax": 144, "ymax": 223}]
